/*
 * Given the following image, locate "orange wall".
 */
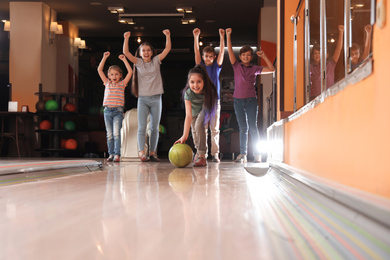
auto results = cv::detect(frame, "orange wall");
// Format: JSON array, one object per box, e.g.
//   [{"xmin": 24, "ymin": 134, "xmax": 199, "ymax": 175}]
[{"xmin": 283, "ymin": 3, "xmax": 390, "ymax": 198}]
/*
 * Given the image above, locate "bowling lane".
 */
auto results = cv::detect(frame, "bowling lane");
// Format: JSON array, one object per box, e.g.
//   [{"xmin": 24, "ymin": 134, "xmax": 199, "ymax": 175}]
[{"xmin": 0, "ymin": 160, "xmax": 389, "ymax": 260}]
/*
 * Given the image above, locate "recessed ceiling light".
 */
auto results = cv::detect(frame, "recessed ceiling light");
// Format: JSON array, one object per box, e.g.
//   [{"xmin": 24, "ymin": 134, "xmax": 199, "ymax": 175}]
[
  {"xmin": 90, "ymin": 2, "xmax": 102, "ymax": 6},
  {"xmin": 108, "ymin": 6, "xmax": 125, "ymax": 13}
]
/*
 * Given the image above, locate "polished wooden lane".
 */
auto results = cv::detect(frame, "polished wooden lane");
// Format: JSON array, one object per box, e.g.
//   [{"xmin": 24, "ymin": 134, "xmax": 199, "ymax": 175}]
[{"xmin": 0, "ymin": 159, "xmax": 389, "ymax": 260}]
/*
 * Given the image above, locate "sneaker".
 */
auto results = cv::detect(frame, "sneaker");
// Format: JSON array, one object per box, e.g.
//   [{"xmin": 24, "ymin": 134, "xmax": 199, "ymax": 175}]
[
  {"xmin": 150, "ymin": 154, "xmax": 160, "ymax": 162},
  {"xmin": 193, "ymin": 156, "xmax": 207, "ymax": 167},
  {"xmin": 106, "ymin": 155, "xmax": 114, "ymax": 162},
  {"xmin": 211, "ymin": 154, "xmax": 220, "ymax": 163},
  {"xmin": 193, "ymin": 153, "xmax": 199, "ymax": 163},
  {"xmin": 113, "ymin": 155, "xmax": 120, "ymax": 162},
  {"xmin": 254, "ymin": 155, "xmax": 262, "ymax": 163},
  {"xmin": 234, "ymin": 154, "xmax": 247, "ymax": 163},
  {"xmin": 139, "ymin": 152, "xmax": 150, "ymax": 162}
]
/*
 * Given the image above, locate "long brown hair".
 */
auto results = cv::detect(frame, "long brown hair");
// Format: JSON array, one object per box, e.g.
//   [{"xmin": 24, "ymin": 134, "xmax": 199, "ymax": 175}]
[
  {"xmin": 182, "ymin": 65, "xmax": 218, "ymax": 125},
  {"xmin": 131, "ymin": 42, "xmax": 157, "ymax": 97}
]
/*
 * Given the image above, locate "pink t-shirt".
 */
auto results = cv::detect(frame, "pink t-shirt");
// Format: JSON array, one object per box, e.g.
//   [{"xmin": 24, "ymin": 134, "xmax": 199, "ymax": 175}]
[
  {"xmin": 232, "ymin": 61, "xmax": 263, "ymax": 99},
  {"xmin": 310, "ymin": 59, "xmax": 336, "ymax": 98}
]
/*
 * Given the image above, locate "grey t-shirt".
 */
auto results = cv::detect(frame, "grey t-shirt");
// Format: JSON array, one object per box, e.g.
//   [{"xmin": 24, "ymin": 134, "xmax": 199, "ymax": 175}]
[
  {"xmin": 135, "ymin": 55, "xmax": 164, "ymax": 96},
  {"xmin": 184, "ymin": 88, "xmax": 204, "ymax": 117}
]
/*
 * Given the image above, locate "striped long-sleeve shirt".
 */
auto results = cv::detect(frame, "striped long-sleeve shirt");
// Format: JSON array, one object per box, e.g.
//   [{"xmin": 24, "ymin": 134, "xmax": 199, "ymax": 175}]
[{"xmin": 102, "ymin": 79, "xmax": 126, "ymax": 107}]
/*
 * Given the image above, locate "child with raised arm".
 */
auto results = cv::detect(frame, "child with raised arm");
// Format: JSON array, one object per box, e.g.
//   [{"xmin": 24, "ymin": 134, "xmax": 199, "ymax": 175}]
[
  {"xmin": 193, "ymin": 28, "xmax": 225, "ymax": 163},
  {"xmin": 350, "ymin": 24, "xmax": 372, "ymax": 71},
  {"xmin": 97, "ymin": 52, "xmax": 133, "ymax": 162},
  {"xmin": 175, "ymin": 65, "xmax": 218, "ymax": 167},
  {"xmin": 226, "ymin": 28, "xmax": 275, "ymax": 163},
  {"xmin": 310, "ymin": 25, "xmax": 344, "ymax": 100},
  {"xmin": 123, "ymin": 30, "xmax": 171, "ymax": 162}
]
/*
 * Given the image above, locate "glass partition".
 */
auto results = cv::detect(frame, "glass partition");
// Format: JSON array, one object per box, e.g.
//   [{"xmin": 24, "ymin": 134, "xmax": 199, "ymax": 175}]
[{"xmin": 305, "ymin": 0, "xmax": 374, "ymax": 103}]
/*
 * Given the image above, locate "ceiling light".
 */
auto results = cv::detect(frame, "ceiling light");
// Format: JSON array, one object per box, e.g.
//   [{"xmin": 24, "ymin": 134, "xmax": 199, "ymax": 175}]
[
  {"xmin": 181, "ymin": 18, "xmax": 196, "ymax": 25},
  {"xmin": 176, "ymin": 6, "xmax": 193, "ymax": 13},
  {"xmin": 108, "ymin": 6, "xmax": 125, "ymax": 13},
  {"xmin": 137, "ymin": 37, "xmax": 141, "ymax": 43},
  {"xmin": 118, "ymin": 18, "xmax": 135, "ymax": 25}
]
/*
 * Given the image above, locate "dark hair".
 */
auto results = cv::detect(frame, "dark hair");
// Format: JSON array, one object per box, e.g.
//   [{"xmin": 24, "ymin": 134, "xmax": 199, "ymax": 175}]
[
  {"xmin": 182, "ymin": 65, "xmax": 218, "ymax": 125},
  {"xmin": 131, "ymin": 42, "xmax": 158, "ymax": 97},
  {"xmin": 240, "ymin": 45, "xmax": 253, "ymax": 55},
  {"xmin": 202, "ymin": 46, "xmax": 216, "ymax": 56},
  {"xmin": 351, "ymin": 43, "xmax": 361, "ymax": 52}
]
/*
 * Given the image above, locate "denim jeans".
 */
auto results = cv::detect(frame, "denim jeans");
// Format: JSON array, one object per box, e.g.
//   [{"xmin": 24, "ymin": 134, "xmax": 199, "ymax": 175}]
[
  {"xmin": 137, "ymin": 94, "xmax": 162, "ymax": 153},
  {"xmin": 104, "ymin": 106, "xmax": 124, "ymax": 156},
  {"xmin": 234, "ymin": 97, "xmax": 260, "ymax": 156}
]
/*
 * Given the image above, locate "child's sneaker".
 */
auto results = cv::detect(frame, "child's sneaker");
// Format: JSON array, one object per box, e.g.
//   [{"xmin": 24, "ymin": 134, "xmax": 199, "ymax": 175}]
[
  {"xmin": 106, "ymin": 155, "xmax": 114, "ymax": 162},
  {"xmin": 254, "ymin": 155, "xmax": 262, "ymax": 163},
  {"xmin": 234, "ymin": 154, "xmax": 247, "ymax": 163},
  {"xmin": 193, "ymin": 157, "xmax": 207, "ymax": 167},
  {"xmin": 113, "ymin": 155, "xmax": 120, "ymax": 162},
  {"xmin": 150, "ymin": 154, "xmax": 160, "ymax": 162},
  {"xmin": 211, "ymin": 154, "xmax": 220, "ymax": 163}
]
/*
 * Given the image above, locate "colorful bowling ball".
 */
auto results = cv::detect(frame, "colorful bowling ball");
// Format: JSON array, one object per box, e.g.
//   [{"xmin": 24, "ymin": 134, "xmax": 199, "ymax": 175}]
[
  {"xmin": 39, "ymin": 120, "xmax": 52, "ymax": 130},
  {"xmin": 35, "ymin": 100, "xmax": 46, "ymax": 111},
  {"xmin": 168, "ymin": 143, "xmax": 194, "ymax": 168},
  {"xmin": 63, "ymin": 103, "xmax": 76, "ymax": 112},
  {"xmin": 64, "ymin": 139, "xmax": 77, "ymax": 150},
  {"xmin": 45, "ymin": 100, "xmax": 59, "ymax": 111},
  {"xmin": 159, "ymin": 124, "xmax": 166, "ymax": 134},
  {"xmin": 64, "ymin": 121, "xmax": 76, "ymax": 131}
]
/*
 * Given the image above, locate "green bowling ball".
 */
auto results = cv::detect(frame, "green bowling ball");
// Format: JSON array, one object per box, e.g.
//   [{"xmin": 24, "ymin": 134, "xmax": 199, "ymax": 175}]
[{"xmin": 45, "ymin": 100, "xmax": 59, "ymax": 111}]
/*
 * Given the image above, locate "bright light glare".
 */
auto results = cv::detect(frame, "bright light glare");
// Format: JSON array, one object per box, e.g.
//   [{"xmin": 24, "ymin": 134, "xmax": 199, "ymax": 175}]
[{"xmin": 257, "ymin": 140, "xmax": 269, "ymax": 154}]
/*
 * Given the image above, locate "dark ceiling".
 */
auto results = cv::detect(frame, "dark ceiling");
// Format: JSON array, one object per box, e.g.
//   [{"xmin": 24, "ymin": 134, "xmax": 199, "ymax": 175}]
[{"xmin": 0, "ymin": 0, "xmax": 276, "ymax": 49}]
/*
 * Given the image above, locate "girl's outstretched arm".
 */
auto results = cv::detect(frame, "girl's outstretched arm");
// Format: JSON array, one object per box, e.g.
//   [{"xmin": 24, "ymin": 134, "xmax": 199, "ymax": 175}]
[
  {"xmin": 97, "ymin": 51, "xmax": 110, "ymax": 83},
  {"xmin": 123, "ymin": 31, "xmax": 138, "ymax": 64},
  {"xmin": 175, "ymin": 100, "xmax": 193, "ymax": 144},
  {"xmin": 226, "ymin": 28, "xmax": 236, "ymax": 65},
  {"xmin": 158, "ymin": 29, "xmax": 172, "ymax": 61},
  {"xmin": 119, "ymin": 54, "xmax": 133, "ymax": 85}
]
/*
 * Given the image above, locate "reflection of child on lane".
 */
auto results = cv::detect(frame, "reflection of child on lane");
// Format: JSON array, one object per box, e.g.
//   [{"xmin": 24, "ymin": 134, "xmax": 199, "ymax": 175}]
[
  {"xmin": 97, "ymin": 52, "xmax": 133, "ymax": 162},
  {"xmin": 226, "ymin": 28, "xmax": 275, "ymax": 163},
  {"xmin": 351, "ymin": 24, "xmax": 373, "ymax": 71},
  {"xmin": 175, "ymin": 65, "xmax": 218, "ymax": 167},
  {"xmin": 310, "ymin": 25, "xmax": 344, "ymax": 100}
]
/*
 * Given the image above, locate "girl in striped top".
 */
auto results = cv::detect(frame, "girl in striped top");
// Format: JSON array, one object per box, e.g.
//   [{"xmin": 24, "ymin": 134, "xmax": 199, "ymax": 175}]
[{"xmin": 98, "ymin": 51, "xmax": 132, "ymax": 162}]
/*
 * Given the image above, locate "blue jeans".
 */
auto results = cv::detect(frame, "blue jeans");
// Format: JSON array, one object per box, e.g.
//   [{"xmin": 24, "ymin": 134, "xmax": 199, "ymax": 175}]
[
  {"xmin": 137, "ymin": 95, "xmax": 162, "ymax": 153},
  {"xmin": 104, "ymin": 106, "xmax": 124, "ymax": 156},
  {"xmin": 234, "ymin": 97, "xmax": 260, "ymax": 156}
]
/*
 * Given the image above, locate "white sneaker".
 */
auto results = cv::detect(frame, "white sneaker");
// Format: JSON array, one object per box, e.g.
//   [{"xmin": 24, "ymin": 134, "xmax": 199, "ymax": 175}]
[
  {"xmin": 254, "ymin": 155, "xmax": 262, "ymax": 163},
  {"xmin": 234, "ymin": 154, "xmax": 247, "ymax": 163}
]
